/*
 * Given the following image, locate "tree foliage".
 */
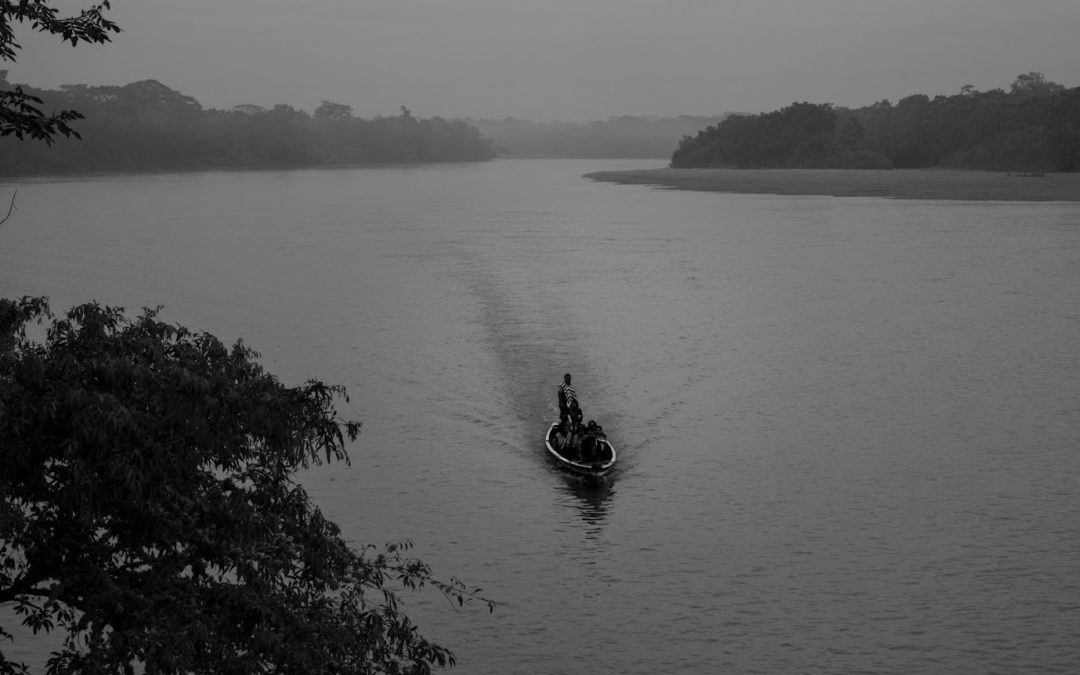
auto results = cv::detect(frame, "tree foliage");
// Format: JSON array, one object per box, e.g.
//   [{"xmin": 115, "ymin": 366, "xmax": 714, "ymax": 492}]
[
  {"xmin": 0, "ymin": 1, "xmax": 119, "ymax": 143},
  {"xmin": 672, "ymin": 73, "xmax": 1080, "ymax": 172},
  {"xmin": 1010, "ymin": 71, "xmax": 1067, "ymax": 98},
  {"xmin": 671, "ymin": 102, "xmax": 891, "ymax": 169},
  {"xmin": 0, "ymin": 78, "xmax": 495, "ymax": 175},
  {"xmin": 0, "ymin": 299, "xmax": 491, "ymax": 674}
]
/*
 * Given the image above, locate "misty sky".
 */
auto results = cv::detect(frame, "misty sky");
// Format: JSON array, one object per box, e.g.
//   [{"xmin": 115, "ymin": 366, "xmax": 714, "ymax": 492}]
[{"xmin": 7, "ymin": 0, "xmax": 1079, "ymax": 120}]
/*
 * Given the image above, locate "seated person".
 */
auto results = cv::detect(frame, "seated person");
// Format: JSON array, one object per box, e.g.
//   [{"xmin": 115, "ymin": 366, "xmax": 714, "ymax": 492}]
[
  {"xmin": 568, "ymin": 399, "xmax": 584, "ymax": 429},
  {"xmin": 553, "ymin": 422, "xmax": 570, "ymax": 453},
  {"xmin": 579, "ymin": 431, "xmax": 597, "ymax": 462},
  {"xmin": 587, "ymin": 419, "xmax": 604, "ymax": 440},
  {"xmin": 568, "ymin": 425, "xmax": 585, "ymax": 457}
]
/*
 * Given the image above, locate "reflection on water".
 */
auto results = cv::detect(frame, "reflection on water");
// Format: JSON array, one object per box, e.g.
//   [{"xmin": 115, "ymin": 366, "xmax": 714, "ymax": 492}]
[{"xmin": 560, "ymin": 479, "xmax": 615, "ymax": 534}]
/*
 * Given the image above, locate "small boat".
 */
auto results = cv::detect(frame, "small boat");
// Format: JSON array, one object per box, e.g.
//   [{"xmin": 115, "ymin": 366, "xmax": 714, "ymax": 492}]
[{"xmin": 544, "ymin": 422, "xmax": 617, "ymax": 483}]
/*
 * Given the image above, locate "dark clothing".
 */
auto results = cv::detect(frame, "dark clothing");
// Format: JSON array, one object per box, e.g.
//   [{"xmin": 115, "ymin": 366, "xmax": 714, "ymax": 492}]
[{"xmin": 580, "ymin": 433, "xmax": 598, "ymax": 461}]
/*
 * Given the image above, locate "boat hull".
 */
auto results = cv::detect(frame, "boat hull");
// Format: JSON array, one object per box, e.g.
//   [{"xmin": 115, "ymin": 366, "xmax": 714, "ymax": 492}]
[{"xmin": 544, "ymin": 422, "xmax": 617, "ymax": 482}]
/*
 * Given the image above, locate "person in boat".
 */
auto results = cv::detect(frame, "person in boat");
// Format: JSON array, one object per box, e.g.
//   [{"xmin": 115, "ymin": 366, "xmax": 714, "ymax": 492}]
[
  {"xmin": 557, "ymin": 373, "xmax": 577, "ymax": 420},
  {"xmin": 567, "ymin": 398, "xmax": 584, "ymax": 430},
  {"xmin": 567, "ymin": 422, "xmax": 583, "ymax": 459},
  {"xmin": 553, "ymin": 421, "xmax": 571, "ymax": 455},
  {"xmin": 580, "ymin": 425, "xmax": 599, "ymax": 462},
  {"xmin": 587, "ymin": 420, "xmax": 606, "ymax": 439},
  {"xmin": 560, "ymin": 421, "xmax": 583, "ymax": 460}
]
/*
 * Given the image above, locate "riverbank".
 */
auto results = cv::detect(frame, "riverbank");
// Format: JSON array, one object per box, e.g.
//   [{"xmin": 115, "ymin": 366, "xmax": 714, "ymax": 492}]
[{"xmin": 584, "ymin": 167, "xmax": 1080, "ymax": 201}]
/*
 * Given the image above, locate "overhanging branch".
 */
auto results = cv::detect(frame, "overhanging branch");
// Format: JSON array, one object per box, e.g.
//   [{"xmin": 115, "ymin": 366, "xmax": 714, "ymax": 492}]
[
  {"xmin": 0, "ymin": 571, "xmax": 50, "ymax": 605},
  {"xmin": 0, "ymin": 190, "xmax": 15, "ymax": 227}
]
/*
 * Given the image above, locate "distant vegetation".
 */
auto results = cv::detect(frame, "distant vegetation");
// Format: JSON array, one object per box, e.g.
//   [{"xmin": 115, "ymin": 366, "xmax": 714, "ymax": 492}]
[
  {"xmin": 0, "ymin": 73, "xmax": 494, "ymax": 176},
  {"xmin": 467, "ymin": 115, "xmax": 731, "ymax": 159},
  {"xmin": 672, "ymin": 73, "xmax": 1080, "ymax": 172},
  {"xmin": 8, "ymin": 70, "xmax": 1076, "ymax": 175}
]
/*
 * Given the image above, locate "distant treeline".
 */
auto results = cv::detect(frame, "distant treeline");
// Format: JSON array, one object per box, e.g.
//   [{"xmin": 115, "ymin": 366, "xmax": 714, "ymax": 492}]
[
  {"xmin": 672, "ymin": 73, "xmax": 1080, "ymax": 172},
  {"xmin": 468, "ymin": 115, "xmax": 731, "ymax": 159},
  {"xmin": 0, "ymin": 75, "xmax": 494, "ymax": 176}
]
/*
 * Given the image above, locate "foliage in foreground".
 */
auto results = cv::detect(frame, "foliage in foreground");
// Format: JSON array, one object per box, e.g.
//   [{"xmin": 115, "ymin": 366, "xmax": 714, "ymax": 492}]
[
  {"xmin": 0, "ymin": 298, "xmax": 490, "ymax": 674},
  {"xmin": 0, "ymin": 1, "xmax": 119, "ymax": 144}
]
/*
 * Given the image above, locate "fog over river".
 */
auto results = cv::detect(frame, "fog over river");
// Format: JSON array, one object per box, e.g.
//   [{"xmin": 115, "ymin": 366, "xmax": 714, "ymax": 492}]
[{"xmin": 2, "ymin": 160, "xmax": 1078, "ymax": 674}]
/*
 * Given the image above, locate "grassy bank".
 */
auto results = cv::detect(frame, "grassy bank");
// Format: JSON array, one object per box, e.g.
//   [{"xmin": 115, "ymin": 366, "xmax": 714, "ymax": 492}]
[{"xmin": 584, "ymin": 168, "xmax": 1080, "ymax": 201}]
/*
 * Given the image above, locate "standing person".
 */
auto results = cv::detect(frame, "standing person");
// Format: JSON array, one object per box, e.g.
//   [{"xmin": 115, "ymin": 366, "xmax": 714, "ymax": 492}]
[{"xmin": 557, "ymin": 373, "xmax": 577, "ymax": 420}]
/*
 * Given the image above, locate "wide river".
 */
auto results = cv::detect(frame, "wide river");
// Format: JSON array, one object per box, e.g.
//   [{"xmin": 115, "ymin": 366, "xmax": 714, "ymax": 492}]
[{"xmin": 2, "ymin": 160, "xmax": 1078, "ymax": 674}]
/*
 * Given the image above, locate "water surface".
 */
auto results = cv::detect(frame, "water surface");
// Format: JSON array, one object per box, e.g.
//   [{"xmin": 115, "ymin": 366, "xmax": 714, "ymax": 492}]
[{"xmin": 2, "ymin": 160, "xmax": 1078, "ymax": 674}]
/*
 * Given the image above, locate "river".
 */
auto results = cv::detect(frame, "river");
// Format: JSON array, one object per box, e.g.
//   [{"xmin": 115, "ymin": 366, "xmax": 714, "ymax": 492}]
[{"xmin": 2, "ymin": 159, "xmax": 1078, "ymax": 674}]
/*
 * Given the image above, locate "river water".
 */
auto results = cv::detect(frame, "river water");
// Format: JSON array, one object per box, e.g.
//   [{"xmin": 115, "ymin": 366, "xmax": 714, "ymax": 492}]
[{"xmin": 2, "ymin": 160, "xmax": 1078, "ymax": 674}]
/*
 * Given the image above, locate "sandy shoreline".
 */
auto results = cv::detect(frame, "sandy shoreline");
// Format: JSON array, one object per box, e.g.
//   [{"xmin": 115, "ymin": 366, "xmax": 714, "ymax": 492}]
[{"xmin": 584, "ymin": 167, "xmax": 1080, "ymax": 202}]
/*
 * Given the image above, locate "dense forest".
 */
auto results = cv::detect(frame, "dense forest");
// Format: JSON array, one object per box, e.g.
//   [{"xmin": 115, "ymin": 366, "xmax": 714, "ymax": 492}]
[
  {"xmin": 671, "ymin": 73, "xmax": 1080, "ymax": 172},
  {"xmin": 0, "ymin": 74, "xmax": 494, "ymax": 175},
  {"xmin": 467, "ymin": 115, "xmax": 730, "ymax": 159},
  {"xmin": 8, "ymin": 71, "xmax": 1076, "ymax": 174}
]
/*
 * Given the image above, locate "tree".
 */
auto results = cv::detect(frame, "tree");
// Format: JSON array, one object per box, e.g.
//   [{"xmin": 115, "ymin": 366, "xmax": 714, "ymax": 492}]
[
  {"xmin": 0, "ymin": 79, "xmax": 496, "ymax": 175},
  {"xmin": 314, "ymin": 100, "xmax": 353, "ymax": 125},
  {"xmin": 0, "ymin": 299, "xmax": 491, "ymax": 673},
  {"xmin": 1010, "ymin": 71, "xmax": 1066, "ymax": 98},
  {"xmin": 0, "ymin": 1, "xmax": 119, "ymax": 143},
  {"xmin": 669, "ymin": 102, "xmax": 875, "ymax": 169}
]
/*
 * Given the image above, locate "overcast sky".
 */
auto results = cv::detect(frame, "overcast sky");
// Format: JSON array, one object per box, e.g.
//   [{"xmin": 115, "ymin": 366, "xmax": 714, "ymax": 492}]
[{"xmin": 7, "ymin": 0, "xmax": 1079, "ymax": 120}]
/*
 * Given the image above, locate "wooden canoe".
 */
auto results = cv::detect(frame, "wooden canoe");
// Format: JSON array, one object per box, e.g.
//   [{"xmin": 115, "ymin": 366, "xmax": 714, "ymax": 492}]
[{"xmin": 544, "ymin": 422, "xmax": 616, "ymax": 482}]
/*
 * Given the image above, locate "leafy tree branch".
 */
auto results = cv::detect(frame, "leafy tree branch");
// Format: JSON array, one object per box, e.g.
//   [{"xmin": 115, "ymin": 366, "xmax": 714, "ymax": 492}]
[
  {"xmin": 0, "ymin": 299, "xmax": 492, "ymax": 673},
  {"xmin": 1, "ymin": 1, "xmax": 120, "ymax": 144}
]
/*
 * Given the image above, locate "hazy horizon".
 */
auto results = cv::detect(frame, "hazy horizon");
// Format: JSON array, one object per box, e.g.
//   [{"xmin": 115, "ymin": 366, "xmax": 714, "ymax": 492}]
[{"xmin": 6, "ymin": 1, "xmax": 1079, "ymax": 122}]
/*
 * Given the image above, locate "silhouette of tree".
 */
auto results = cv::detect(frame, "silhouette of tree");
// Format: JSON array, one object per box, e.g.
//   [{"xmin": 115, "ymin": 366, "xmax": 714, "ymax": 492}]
[
  {"xmin": 0, "ymin": 299, "xmax": 492, "ymax": 674},
  {"xmin": 0, "ymin": 1, "xmax": 119, "ymax": 143}
]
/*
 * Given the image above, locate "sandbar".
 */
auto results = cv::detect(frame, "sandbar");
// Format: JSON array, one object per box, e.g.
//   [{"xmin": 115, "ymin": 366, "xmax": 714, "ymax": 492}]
[{"xmin": 584, "ymin": 167, "xmax": 1080, "ymax": 202}]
